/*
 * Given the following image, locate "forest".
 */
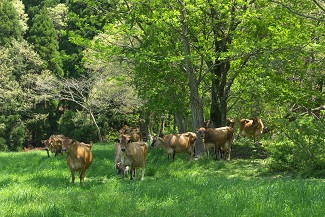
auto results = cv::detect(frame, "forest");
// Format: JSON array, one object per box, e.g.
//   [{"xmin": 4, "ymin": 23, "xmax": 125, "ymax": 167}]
[{"xmin": 0, "ymin": 0, "xmax": 324, "ymax": 177}]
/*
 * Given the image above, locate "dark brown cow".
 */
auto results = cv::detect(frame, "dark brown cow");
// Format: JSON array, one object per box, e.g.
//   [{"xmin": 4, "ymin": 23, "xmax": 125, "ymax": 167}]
[
  {"xmin": 151, "ymin": 132, "xmax": 197, "ymax": 162},
  {"xmin": 66, "ymin": 140, "xmax": 93, "ymax": 184},
  {"xmin": 238, "ymin": 118, "xmax": 264, "ymax": 143},
  {"xmin": 196, "ymin": 126, "xmax": 234, "ymax": 160},
  {"xmin": 120, "ymin": 141, "xmax": 148, "ymax": 181},
  {"xmin": 42, "ymin": 135, "xmax": 73, "ymax": 158},
  {"xmin": 226, "ymin": 118, "xmax": 235, "ymax": 128}
]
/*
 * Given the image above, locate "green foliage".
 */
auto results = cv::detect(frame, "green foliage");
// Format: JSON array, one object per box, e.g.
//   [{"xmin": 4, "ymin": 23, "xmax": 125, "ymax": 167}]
[
  {"xmin": 27, "ymin": 7, "xmax": 63, "ymax": 76},
  {"xmin": 0, "ymin": 137, "xmax": 7, "ymax": 152},
  {"xmin": 58, "ymin": 110, "xmax": 97, "ymax": 143},
  {"xmin": 0, "ymin": 115, "xmax": 26, "ymax": 151},
  {"xmin": 0, "ymin": 0, "xmax": 23, "ymax": 46},
  {"xmin": 266, "ymin": 116, "xmax": 325, "ymax": 177}
]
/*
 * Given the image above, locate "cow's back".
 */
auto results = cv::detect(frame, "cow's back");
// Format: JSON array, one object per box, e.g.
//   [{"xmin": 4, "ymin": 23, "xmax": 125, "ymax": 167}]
[
  {"xmin": 67, "ymin": 141, "xmax": 93, "ymax": 171},
  {"xmin": 171, "ymin": 133, "xmax": 196, "ymax": 153}
]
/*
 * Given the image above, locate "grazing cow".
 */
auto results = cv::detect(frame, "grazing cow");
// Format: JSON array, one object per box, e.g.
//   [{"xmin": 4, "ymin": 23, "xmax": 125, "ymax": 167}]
[
  {"xmin": 66, "ymin": 140, "xmax": 93, "ymax": 184},
  {"xmin": 120, "ymin": 141, "xmax": 148, "ymax": 181},
  {"xmin": 238, "ymin": 118, "xmax": 264, "ymax": 143},
  {"xmin": 196, "ymin": 126, "xmax": 234, "ymax": 160},
  {"xmin": 23, "ymin": 145, "xmax": 49, "ymax": 153},
  {"xmin": 151, "ymin": 132, "xmax": 197, "ymax": 162}
]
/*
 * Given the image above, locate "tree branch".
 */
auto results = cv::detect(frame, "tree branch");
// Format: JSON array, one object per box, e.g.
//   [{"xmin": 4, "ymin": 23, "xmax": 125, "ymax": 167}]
[{"xmin": 271, "ymin": 0, "xmax": 325, "ymax": 22}]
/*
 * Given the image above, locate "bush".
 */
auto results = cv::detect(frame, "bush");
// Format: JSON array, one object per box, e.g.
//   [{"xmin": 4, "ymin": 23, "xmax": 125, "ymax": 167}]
[
  {"xmin": 0, "ymin": 137, "xmax": 8, "ymax": 151},
  {"xmin": 58, "ymin": 110, "xmax": 98, "ymax": 143},
  {"xmin": 266, "ymin": 116, "xmax": 325, "ymax": 177}
]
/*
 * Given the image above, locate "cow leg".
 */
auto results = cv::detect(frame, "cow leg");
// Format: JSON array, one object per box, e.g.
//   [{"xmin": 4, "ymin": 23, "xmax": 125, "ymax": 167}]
[
  {"xmin": 141, "ymin": 165, "xmax": 145, "ymax": 181},
  {"xmin": 134, "ymin": 168, "xmax": 137, "ymax": 181},
  {"xmin": 130, "ymin": 167, "xmax": 135, "ymax": 180},
  {"xmin": 172, "ymin": 150, "xmax": 176, "ymax": 162},
  {"xmin": 70, "ymin": 169, "xmax": 75, "ymax": 184},
  {"xmin": 80, "ymin": 169, "xmax": 85, "ymax": 184},
  {"xmin": 46, "ymin": 149, "xmax": 50, "ymax": 158},
  {"xmin": 206, "ymin": 148, "xmax": 209, "ymax": 159}
]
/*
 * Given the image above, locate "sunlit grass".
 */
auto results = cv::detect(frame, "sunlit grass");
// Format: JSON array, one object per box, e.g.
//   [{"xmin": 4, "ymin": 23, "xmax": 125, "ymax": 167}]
[{"xmin": 0, "ymin": 142, "xmax": 325, "ymax": 216}]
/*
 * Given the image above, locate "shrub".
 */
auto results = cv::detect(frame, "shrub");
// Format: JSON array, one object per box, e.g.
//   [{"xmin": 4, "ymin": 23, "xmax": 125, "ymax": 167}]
[
  {"xmin": 58, "ymin": 110, "xmax": 97, "ymax": 143},
  {"xmin": 266, "ymin": 116, "xmax": 325, "ymax": 177}
]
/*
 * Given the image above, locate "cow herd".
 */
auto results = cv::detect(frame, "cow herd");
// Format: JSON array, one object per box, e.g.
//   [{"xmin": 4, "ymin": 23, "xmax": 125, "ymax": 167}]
[
  {"xmin": 23, "ymin": 117, "xmax": 264, "ymax": 183},
  {"xmin": 115, "ymin": 117, "xmax": 265, "ymax": 181}
]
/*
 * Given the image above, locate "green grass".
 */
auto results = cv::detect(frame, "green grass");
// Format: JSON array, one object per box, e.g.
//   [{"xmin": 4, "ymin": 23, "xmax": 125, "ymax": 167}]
[{"xmin": 1, "ymin": 142, "xmax": 325, "ymax": 217}]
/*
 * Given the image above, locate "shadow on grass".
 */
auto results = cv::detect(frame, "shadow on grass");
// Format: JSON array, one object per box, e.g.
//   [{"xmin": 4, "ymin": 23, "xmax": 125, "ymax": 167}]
[{"xmin": 232, "ymin": 138, "xmax": 269, "ymax": 160}]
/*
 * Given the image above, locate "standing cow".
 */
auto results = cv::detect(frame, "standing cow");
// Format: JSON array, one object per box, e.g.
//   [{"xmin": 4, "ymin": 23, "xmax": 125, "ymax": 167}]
[
  {"xmin": 66, "ymin": 140, "xmax": 93, "ymax": 184},
  {"xmin": 196, "ymin": 126, "xmax": 234, "ymax": 160},
  {"xmin": 151, "ymin": 132, "xmax": 197, "ymax": 162},
  {"xmin": 238, "ymin": 118, "xmax": 264, "ymax": 143},
  {"xmin": 120, "ymin": 141, "xmax": 148, "ymax": 181}
]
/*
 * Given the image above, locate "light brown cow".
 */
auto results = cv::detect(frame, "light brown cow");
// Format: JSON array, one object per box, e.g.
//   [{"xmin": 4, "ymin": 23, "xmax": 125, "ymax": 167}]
[
  {"xmin": 238, "ymin": 118, "xmax": 264, "ymax": 143},
  {"xmin": 151, "ymin": 132, "xmax": 197, "ymax": 162},
  {"xmin": 23, "ymin": 145, "xmax": 48, "ymax": 153},
  {"xmin": 120, "ymin": 141, "xmax": 148, "ymax": 181},
  {"xmin": 196, "ymin": 126, "xmax": 234, "ymax": 160},
  {"xmin": 114, "ymin": 139, "xmax": 130, "ymax": 177},
  {"xmin": 66, "ymin": 140, "xmax": 93, "ymax": 184},
  {"xmin": 120, "ymin": 130, "xmax": 142, "ymax": 146}
]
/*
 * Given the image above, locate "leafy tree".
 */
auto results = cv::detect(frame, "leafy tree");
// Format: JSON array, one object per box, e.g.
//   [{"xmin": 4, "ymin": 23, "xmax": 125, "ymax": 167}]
[
  {"xmin": 0, "ymin": 0, "xmax": 23, "ymax": 46},
  {"xmin": 12, "ymin": 0, "xmax": 29, "ymax": 34},
  {"xmin": 0, "ymin": 39, "xmax": 49, "ymax": 150},
  {"xmin": 27, "ymin": 7, "xmax": 64, "ymax": 77}
]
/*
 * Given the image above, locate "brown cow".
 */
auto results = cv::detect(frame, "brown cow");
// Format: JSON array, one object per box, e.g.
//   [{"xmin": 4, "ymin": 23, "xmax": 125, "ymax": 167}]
[
  {"xmin": 226, "ymin": 118, "xmax": 235, "ymax": 128},
  {"xmin": 196, "ymin": 126, "xmax": 234, "ymax": 160},
  {"xmin": 238, "ymin": 118, "xmax": 264, "ymax": 143},
  {"xmin": 120, "ymin": 141, "xmax": 148, "ymax": 181},
  {"xmin": 41, "ymin": 135, "xmax": 73, "ymax": 158},
  {"xmin": 22, "ymin": 145, "xmax": 48, "ymax": 153},
  {"xmin": 114, "ymin": 139, "xmax": 130, "ymax": 177},
  {"xmin": 66, "ymin": 140, "xmax": 93, "ymax": 184},
  {"xmin": 120, "ymin": 130, "xmax": 142, "ymax": 146},
  {"xmin": 151, "ymin": 132, "xmax": 197, "ymax": 162}
]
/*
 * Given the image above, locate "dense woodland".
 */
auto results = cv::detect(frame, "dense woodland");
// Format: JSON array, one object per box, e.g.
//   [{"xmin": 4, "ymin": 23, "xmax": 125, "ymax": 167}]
[{"xmin": 0, "ymin": 1, "xmax": 324, "ymax": 175}]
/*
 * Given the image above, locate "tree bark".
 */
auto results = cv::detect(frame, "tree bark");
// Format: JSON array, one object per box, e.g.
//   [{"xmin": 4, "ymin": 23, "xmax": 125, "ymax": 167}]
[{"xmin": 179, "ymin": 0, "xmax": 205, "ymax": 156}]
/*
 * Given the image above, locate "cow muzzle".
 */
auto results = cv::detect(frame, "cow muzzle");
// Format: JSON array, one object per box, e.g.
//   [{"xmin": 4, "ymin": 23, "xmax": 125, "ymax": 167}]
[{"xmin": 121, "ymin": 147, "xmax": 126, "ymax": 152}]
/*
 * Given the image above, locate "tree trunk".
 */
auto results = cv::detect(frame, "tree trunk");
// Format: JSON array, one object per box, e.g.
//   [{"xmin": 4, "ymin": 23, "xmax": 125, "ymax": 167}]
[
  {"xmin": 174, "ymin": 112, "xmax": 186, "ymax": 133},
  {"xmin": 209, "ymin": 58, "xmax": 230, "ymax": 128},
  {"xmin": 179, "ymin": 0, "xmax": 205, "ymax": 156},
  {"xmin": 88, "ymin": 108, "xmax": 102, "ymax": 142}
]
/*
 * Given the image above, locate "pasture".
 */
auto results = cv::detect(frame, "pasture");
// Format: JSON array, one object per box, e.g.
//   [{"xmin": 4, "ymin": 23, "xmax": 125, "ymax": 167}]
[{"xmin": 1, "ymin": 141, "xmax": 325, "ymax": 217}]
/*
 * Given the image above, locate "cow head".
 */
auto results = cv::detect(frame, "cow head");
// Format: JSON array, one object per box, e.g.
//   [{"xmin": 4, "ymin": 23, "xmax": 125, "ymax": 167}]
[
  {"xmin": 196, "ymin": 127, "xmax": 206, "ymax": 139},
  {"xmin": 150, "ymin": 137, "xmax": 158, "ymax": 148},
  {"xmin": 150, "ymin": 136, "xmax": 164, "ymax": 148}
]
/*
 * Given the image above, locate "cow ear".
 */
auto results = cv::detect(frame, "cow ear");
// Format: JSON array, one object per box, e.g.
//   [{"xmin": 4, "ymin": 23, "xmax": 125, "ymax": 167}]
[
  {"xmin": 114, "ymin": 139, "xmax": 120, "ymax": 143},
  {"xmin": 127, "ymin": 140, "xmax": 132, "ymax": 144}
]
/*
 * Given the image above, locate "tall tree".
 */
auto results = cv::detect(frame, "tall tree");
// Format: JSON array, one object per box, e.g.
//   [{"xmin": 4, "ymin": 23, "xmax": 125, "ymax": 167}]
[
  {"xmin": 27, "ymin": 7, "xmax": 63, "ymax": 77},
  {"xmin": 0, "ymin": 0, "xmax": 23, "ymax": 46}
]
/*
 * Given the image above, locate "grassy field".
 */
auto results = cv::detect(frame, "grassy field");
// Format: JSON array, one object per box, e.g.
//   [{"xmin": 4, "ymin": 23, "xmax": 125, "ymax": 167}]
[{"xmin": 1, "ymin": 141, "xmax": 325, "ymax": 217}]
